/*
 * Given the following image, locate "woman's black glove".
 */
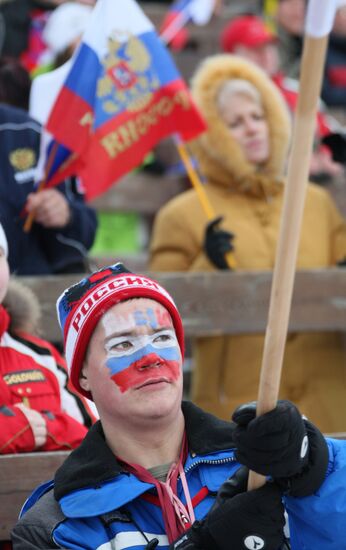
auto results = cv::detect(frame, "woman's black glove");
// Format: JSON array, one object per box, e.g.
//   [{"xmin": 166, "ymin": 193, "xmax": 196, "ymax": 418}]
[
  {"xmin": 232, "ymin": 400, "xmax": 329, "ymax": 497},
  {"xmin": 170, "ymin": 466, "xmax": 285, "ymax": 550},
  {"xmin": 204, "ymin": 216, "xmax": 234, "ymax": 270}
]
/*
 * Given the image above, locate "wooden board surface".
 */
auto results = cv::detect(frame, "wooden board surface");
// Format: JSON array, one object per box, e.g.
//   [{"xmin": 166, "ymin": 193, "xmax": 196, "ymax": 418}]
[{"xmin": 14, "ymin": 269, "xmax": 346, "ymax": 343}]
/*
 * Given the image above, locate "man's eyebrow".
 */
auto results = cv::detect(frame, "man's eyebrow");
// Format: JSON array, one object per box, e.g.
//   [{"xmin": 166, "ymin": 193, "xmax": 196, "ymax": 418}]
[
  {"xmin": 152, "ymin": 326, "xmax": 174, "ymax": 333},
  {"xmin": 104, "ymin": 330, "xmax": 137, "ymax": 344},
  {"xmin": 104, "ymin": 326, "xmax": 174, "ymax": 343}
]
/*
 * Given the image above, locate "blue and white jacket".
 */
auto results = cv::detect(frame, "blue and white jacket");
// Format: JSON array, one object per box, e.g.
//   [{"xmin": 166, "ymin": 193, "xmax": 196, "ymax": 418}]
[
  {"xmin": 11, "ymin": 402, "xmax": 346, "ymax": 550},
  {"xmin": 0, "ymin": 103, "xmax": 97, "ymax": 275}
]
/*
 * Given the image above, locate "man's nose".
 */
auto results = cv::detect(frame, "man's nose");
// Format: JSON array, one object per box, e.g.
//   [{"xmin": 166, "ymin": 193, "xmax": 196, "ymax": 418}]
[{"xmin": 136, "ymin": 351, "xmax": 163, "ymax": 370}]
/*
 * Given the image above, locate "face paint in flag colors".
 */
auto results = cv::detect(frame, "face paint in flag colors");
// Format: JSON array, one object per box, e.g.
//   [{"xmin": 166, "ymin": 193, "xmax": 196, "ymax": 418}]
[{"xmin": 101, "ymin": 305, "xmax": 181, "ymax": 392}]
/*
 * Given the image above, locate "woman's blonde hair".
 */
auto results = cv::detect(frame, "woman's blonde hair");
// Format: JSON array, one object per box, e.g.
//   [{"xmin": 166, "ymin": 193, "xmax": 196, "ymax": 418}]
[{"xmin": 217, "ymin": 78, "xmax": 263, "ymax": 114}]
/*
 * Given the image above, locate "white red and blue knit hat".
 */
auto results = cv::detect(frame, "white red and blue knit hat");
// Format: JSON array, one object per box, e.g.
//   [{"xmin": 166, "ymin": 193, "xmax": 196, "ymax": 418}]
[
  {"xmin": 0, "ymin": 223, "xmax": 8, "ymax": 258},
  {"xmin": 57, "ymin": 263, "xmax": 185, "ymax": 398}
]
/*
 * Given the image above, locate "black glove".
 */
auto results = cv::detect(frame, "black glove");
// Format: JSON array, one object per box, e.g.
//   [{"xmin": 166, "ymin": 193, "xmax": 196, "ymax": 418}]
[
  {"xmin": 322, "ymin": 132, "xmax": 346, "ymax": 164},
  {"xmin": 232, "ymin": 400, "xmax": 329, "ymax": 497},
  {"xmin": 170, "ymin": 467, "xmax": 285, "ymax": 550},
  {"xmin": 204, "ymin": 216, "xmax": 234, "ymax": 270}
]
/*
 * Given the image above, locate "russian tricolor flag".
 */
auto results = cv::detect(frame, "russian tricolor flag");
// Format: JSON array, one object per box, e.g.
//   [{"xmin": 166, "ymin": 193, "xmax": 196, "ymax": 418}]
[
  {"xmin": 30, "ymin": 59, "xmax": 82, "ymax": 189},
  {"xmin": 45, "ymin": 0, "xmax": 206, "ymax": 200}
]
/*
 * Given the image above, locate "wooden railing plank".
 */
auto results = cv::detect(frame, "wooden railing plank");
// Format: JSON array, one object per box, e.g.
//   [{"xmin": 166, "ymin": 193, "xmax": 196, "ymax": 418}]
[
  {"xmin": 89, "ymin": 171, "xmax": 187, "ymax": 214},
  {"xmin": 0, "ymin": 452, "xmax": 69, "ymax": 540},
  {"xmin": 16, "ymin": 269, "xmax": 346, "ymax": 343}
]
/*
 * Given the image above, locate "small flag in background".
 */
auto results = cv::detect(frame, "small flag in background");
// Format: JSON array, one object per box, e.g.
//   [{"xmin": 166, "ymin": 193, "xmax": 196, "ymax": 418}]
[
  {"xmin": 35, "ymin": 133, "xmax": 80, "ymax": 189},
  {"xmin": 159, "ymin": 0, "xmax": 216, "ymax": 49},
  {"xmin": 45, "ymin": 0, "xmax": 206, "ymax": 201}
]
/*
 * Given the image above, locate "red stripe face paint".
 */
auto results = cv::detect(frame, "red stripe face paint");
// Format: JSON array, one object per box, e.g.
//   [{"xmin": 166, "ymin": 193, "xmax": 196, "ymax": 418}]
[
  {"xmin": 102, "ymin": 303, "xmax": 182, "ymax": 393},
  {"xmin": 109, "ymin": 354, "xmax": 181, "ymax": 393}
]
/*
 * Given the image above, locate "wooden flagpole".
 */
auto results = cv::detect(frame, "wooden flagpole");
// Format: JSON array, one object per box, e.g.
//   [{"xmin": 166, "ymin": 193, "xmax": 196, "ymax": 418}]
[
  {"xmin": 175, "ymin": 137, "xmax": 237, "ymax": 269},
  {"xmin": 23, "ymin": 141, "xmax": 59, "ymax": 233},
  {"xmin": 248, "ymin": 0, "xmax": 338, "ymax": 490}
]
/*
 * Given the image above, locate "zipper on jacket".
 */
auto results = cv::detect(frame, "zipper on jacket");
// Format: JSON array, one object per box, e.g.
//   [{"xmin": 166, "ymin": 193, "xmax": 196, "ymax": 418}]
[{"xmin": 184, "ymin": 455, "xmax": 236, "ymax": 475}]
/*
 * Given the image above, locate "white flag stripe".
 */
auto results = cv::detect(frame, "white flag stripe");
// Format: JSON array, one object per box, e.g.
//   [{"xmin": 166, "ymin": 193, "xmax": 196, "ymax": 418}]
[
  {"xmin": 29, "ymin": 60, "xmax": 72, "ymax": 125},
  {"xmin": 82, "ymin": 0, "xmax": 154, "ymax": 54},
  {"xmin": 188, "ymin": 0, "xmax": 215, "ymax": 25}
]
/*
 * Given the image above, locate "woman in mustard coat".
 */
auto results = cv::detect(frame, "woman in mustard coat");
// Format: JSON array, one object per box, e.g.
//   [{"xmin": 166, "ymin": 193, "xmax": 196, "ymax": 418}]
[{"xmin": 149, "ymin": 55, "xmax": 346, "ymax": 432}]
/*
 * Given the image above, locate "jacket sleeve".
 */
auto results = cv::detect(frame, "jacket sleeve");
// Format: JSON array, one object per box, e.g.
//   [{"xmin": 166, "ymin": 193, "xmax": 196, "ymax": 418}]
[
  {"xmin": 34, "ymin": 366, "xmax": 90, "ymax": 451},
  {"xmin": 149, "ymin": 198, "xmax": 214, "ymax": 272},
  {"xmin": 0, "ymin": 394, "xmax": 88, "ymax": 453},
  {"xmin": 12, "ymin": 489, "xmax": 63, "ymax": 549},
  {"xmin": 59, "ymin": 178, "xmax": 97, "ymax": 249},
  {"xmin": 9, "ymin": 333, "xmax": 96, "ymax": 451},
  {"xmin": 285, "ymin": 438, "xmax": 346, "ymax": 550},
  {"xmin": 21, "ymin": 333, "xmax": 97, "ymax": 427},
  {"xmin": 0, "ymin": 405, "xmax": 35, "ymax": 453},
  {"xmin": 38, "ymin": 179, "xmax": 97, "ymax": 274},
  {"xmin": 42, "ymin": 410, "xmax": 88, "ymax": 451},
  {"xmin": 38, "ymin": 347, "xmax": 91, "ymax": 451}
]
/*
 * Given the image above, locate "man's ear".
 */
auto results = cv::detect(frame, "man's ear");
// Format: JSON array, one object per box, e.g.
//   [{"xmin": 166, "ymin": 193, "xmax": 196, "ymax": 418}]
[{"xmin": 79, "ymin": 364, "xmax": 90, "ymax": 392}]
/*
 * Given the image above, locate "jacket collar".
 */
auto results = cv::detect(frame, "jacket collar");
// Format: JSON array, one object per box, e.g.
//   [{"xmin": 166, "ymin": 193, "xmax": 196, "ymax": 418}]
[{"xmin": 54, "ymin": 401, "xmax": 235, "ymax": 500}]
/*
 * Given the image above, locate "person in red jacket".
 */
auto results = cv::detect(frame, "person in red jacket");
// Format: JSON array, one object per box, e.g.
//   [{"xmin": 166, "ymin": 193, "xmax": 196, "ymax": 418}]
[{"xmin": 0, "ymin": 222, "xmax": 95, "ymax": 454}]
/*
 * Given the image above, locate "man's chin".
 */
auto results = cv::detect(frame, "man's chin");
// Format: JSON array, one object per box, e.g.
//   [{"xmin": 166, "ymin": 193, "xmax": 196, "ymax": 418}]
[{"xmin": 134, "ymin": 391, "xmax": 182, "ymax": 420}]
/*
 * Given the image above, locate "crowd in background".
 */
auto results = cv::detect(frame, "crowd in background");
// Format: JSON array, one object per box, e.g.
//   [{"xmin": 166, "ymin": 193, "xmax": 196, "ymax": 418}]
[{"xmin": 0, "ymin": 4, "xmax": 345, "ymax": 550}]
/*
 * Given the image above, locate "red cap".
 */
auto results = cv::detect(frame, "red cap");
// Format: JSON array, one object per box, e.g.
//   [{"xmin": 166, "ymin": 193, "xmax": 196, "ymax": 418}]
[{"xmin": 220, "ymin": 15, "xmax": 276, "ymax": 53}]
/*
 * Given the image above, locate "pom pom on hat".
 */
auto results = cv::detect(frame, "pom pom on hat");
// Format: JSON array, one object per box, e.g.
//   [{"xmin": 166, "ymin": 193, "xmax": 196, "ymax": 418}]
[
  {"xmin": 57, "ymin": 263, "xmax": 185, "ymax": 399},
  {"xmin": 43, "ymin": 2, "xmax": 92, "ymax": 55},
  {"xmin": 0, "ymin": 224, "xmax": 8, "ymax": 258}
]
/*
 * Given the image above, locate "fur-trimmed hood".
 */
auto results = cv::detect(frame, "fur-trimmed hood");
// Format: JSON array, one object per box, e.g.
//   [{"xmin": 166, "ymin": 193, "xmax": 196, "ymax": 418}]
[
  {"xmin": 3, "ymin": 279, "xmax": 41, "ymax": 335},
  {"xmin": 189, "ymin": 54, "xmax": 291, "ymax": 196}
]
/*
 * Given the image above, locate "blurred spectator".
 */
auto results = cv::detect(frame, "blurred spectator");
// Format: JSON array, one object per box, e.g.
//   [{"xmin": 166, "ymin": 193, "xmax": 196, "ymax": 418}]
[
  {"xmin": 0, "ymin": 221, "xmax": 96, "ymax": 456},
  {"xmin": 0, "ymin": 102, "xmax": 97, "ymax": 275},
  {"xmin": 0, "ymin": 0, "xmax": 31, "ymax": 58},
  {"xmin": 268, "ymin": 0, "xmax": 305, "ymax": 79},
  {"xmin": 149, "ymin": 54, "xmax": 346, "ymax": 433},
  {"xmin": 0, "ymin": 56, "xmax": 31, "ymax": 110},
  {"xmin": 0, "ymin": 1, "xmax": 94, "ymax": 74},
  {"xmin": 0, "ymin": 47, "xmax": 97, "ymax": 276},
  {"xmin": 322, "ymin": 5, "xmax": 346, "ymax": 108},
  {"xmin": 220, "ymin": 14, "xmax": 344, "ymax": 181}
]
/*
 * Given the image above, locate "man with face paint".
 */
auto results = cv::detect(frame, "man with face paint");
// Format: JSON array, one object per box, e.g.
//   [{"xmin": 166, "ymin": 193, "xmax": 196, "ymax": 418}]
[{"xmin": 11, "ymin": 263, "xmax": 346, "ymax": 550}]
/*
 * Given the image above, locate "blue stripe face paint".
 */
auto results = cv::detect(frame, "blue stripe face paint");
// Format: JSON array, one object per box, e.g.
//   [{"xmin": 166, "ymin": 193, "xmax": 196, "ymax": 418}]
[{"xmin": 100, "ymin": 300, "xmax": 182, "ymax": 393}]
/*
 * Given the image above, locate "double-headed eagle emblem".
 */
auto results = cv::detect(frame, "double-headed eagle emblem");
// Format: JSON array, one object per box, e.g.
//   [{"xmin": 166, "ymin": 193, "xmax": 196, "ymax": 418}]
[{"xmin": 97, "ymin": 32, "xmax": 161, "ymax": 114}]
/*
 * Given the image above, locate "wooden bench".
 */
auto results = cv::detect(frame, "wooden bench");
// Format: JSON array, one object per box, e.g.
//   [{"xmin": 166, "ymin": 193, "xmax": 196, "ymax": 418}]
[
  {"xmin": 0, "ymin": 451, "xmax": 69, "ymax": 541},
  {"xmin": 89, "ymin": 169, "xmax": 188, "ymax": 216},
  {"xmin": 16, "ymin": 268, "xmax": 346, "ymax": 343},
  {"xmin": 1, "ymin": 268, "xmax": 346, "ymax": 540}
]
